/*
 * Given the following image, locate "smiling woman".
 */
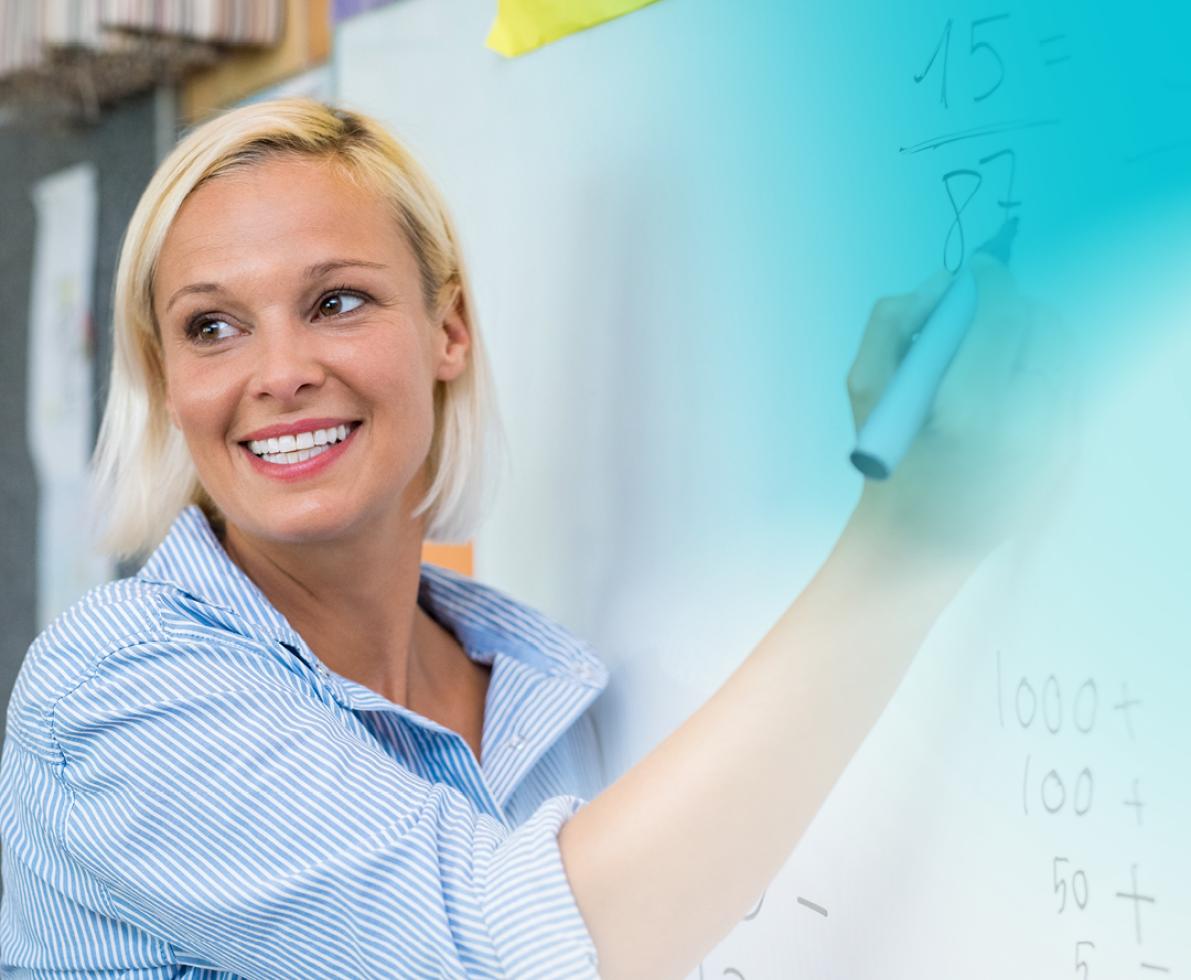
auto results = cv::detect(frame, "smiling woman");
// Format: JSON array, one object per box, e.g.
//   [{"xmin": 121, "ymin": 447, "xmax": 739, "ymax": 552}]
[
  {"xmin": 0, "ymin": 98, "xmax": 1066, "ymax": 979},
  {"xmin": 154, "ymin": 156, "xmax": 470, "ymax": 553},
  {"xmin": 95, "ymin": 102, "xmax": 497, "ymax": 557},
  {"xmin": 0, "ymin": 100, "xmax": 602, "ymax": 978}
]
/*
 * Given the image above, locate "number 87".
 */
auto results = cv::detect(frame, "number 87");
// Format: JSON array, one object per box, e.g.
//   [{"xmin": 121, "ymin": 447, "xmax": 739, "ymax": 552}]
[{"xmin": 940, "ymin": 148, "xmax": 1019, "ymax": 272}]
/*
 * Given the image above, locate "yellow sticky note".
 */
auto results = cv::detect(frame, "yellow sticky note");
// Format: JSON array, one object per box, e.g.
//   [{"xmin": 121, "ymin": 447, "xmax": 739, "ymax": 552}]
[{"xmin": 486, "ymin": 0, "xmax": 661, "ymax": 57}]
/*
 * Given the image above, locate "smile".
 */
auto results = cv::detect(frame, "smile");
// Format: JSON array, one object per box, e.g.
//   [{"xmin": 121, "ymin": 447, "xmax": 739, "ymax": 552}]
[{"xmin": 245, "ymin": 424, "xmax": 353, "ymax": 466}]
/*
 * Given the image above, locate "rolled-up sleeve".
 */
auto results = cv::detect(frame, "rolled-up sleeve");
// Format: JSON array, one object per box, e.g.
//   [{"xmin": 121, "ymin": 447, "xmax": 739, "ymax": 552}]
[
  {"xmin": 47, "ymin": 640, "xmax": 600, "ymax": 979},
  {"xmin": 480, "ymin": 796, "xmax": 601, "ymax": 977}
]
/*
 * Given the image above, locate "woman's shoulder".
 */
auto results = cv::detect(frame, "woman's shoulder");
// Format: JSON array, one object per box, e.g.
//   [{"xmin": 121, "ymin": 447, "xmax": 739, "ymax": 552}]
[
  {"xmin": 6, "ymin": 568, "xmax": 325, "ymax": 766},
  {"xmin": 6, "ymin": 577, "xmax": 179, "ymax": 748},
  {"xmin": 6, "ymin": 578, "xmax": 169, "ymax": 723},
  {"xmin": 27, "ymin": 575, "xmax": 169, "ymax": 669}
]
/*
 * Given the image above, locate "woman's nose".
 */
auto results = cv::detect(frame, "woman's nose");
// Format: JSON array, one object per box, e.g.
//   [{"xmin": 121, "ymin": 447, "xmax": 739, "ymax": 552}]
[{"xmin": 249, "ymin": 316, "xmax": 328, "ymax": 404}]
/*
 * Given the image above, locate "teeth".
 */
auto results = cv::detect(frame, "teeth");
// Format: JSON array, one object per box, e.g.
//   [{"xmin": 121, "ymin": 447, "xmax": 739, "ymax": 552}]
[
  {"xmin": 247, "ymin": 424, "xmax": 353, "ymax": 459},
  {"xmin": 257, "ymin": 443, "xmax": 333, "ymax": 466}
]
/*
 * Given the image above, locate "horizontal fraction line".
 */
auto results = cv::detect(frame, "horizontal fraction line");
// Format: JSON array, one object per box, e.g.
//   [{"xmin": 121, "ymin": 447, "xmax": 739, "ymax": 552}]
[{"xmin": 899, "ymin": 118, "xmax": 1061, "ymax": 154}]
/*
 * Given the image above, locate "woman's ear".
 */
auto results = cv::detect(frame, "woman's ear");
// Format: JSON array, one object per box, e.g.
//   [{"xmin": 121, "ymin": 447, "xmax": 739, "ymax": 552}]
[{"xmin": 435, "ymin": 285, "xmax": 471, "ymax": 383}]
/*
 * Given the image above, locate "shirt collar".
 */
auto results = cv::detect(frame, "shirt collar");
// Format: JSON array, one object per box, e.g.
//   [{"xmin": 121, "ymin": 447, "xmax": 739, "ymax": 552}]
[{"xmin": 137, "ymin": 506, "xmax": 608, "ymax": 691}]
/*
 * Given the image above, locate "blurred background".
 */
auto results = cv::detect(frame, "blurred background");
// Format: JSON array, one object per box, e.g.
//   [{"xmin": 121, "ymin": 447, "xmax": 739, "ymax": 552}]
[
  {"xmin": 0, "ymin": 0, "xmax": 335, "ymax": 695},
  {"xmin": 1, "ymin": 1, "xmax": 1188, "ymax": 975}
]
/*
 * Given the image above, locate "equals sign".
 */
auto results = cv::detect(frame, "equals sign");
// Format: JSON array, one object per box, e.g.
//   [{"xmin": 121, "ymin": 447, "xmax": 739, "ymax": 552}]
[{"xmin": 1039, "ymin": 34, "xmax": 1070, "ymax": 67}]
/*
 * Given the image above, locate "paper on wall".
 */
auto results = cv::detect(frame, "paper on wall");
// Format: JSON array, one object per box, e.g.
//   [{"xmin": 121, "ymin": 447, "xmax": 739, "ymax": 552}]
[
  {"xmin": 486, "ymin": 0, "xmax": 661, "ymax": 57},
  {"xmin": 26, "ymin": 162, "xmax": 111, "ymax": 628}
]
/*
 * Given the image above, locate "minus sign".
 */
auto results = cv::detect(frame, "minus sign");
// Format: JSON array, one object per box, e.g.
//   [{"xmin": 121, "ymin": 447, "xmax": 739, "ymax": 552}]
[
  {"xmin": 1044, "ymin": 56, "xmax": 1072, "ymax": 66},
  {"xmin": 1140, "ymin": 965, "xmax": 1171, "ymax": 974},
  {"xmin": 797, "ymin": 897, "xmax": 829, "ymax": 917}
]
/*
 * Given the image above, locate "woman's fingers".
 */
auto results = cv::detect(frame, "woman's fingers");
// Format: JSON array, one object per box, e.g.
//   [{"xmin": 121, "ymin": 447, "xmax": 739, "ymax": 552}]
[{"xmin": 847, "ymin": 268, "xmax": 954, "ymax": 430}]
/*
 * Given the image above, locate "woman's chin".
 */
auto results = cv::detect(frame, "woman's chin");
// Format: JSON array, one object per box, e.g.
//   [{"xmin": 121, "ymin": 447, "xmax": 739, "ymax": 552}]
[{"xmin": 226, "ymin": 499, "xmax": 374, "ymax": 549}]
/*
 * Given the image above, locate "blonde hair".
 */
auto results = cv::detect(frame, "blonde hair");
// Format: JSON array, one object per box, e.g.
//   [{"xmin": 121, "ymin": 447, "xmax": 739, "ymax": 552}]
[{"xmin": 92, "ymin": 98, "xmax": 504, "ymax": 558}]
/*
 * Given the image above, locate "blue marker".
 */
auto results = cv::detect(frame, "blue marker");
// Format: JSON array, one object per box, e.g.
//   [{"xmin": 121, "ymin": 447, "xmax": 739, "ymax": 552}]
[{"xmin": 850, "ymin": 218, "xmax": 1018, "ymax": 480}]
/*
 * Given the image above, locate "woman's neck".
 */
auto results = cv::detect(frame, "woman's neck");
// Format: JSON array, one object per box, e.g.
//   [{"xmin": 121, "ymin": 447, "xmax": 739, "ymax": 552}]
[{"xmin": 220, "ymin": 510, "xmax": 443, "ymax": 708}]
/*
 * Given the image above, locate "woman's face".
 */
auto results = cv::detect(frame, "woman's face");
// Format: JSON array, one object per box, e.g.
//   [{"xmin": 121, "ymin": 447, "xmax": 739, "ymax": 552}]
[{"xmin": 153, "ymin": 155, "xmax": 468, "ymax": 547}]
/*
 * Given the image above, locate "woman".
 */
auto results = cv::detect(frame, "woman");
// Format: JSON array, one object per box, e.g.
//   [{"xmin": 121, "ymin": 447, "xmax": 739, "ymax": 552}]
[{"xmin": 0, "ymin": 99, "xmax": 1059, "ymax": 978}]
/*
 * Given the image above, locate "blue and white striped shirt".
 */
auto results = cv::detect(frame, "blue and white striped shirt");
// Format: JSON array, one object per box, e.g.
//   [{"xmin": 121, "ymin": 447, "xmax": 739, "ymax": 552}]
[{"xmin": 0, "ymin": 506, "xmax": 609, "ymax": 978}]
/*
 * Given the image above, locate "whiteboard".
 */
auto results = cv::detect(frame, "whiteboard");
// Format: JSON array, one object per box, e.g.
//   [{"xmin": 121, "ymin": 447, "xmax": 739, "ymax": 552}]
[{"xmin": 335, "ymin": 1, "xmax": 1190, "ymax": 975}]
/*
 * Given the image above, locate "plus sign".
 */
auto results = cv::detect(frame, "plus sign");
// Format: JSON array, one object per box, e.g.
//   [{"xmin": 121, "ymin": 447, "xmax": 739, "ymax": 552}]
[
  {"xmin": 1113, "ymin": 683, "xmax": 1142, "ymax": 739},
  {"xmin": 1123, "ymin": 779, "xmax": 1145, "ymax": 827},
  {"xmin": 1115, "ymin": 863, "xmax": 1156, "ymax": 943}
]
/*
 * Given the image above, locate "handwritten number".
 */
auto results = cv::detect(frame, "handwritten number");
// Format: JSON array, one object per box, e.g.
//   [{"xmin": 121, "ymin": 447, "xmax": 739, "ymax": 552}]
[
  {"xmin": 917, "ymin": 15, "xmax": 1009, "ymax": 106},
  {"xmin": 1073, "ymin": 767, "xmax": 1094, "ymax": 816},
  {"xmin": 970, "ymin": 14, "xmax": 1010, "ymax": 102},
  {"xmin": 1054, "ymin": 858, "xmax": 1091, "ymax": 913},
  {"xmin": 915, "ymin": 19, "xmax": 953, "ymax": 107},
  {"xmin": 1043, "ymin": 674, "xmax": 1063, "ymax": 734},
  {"xmin": 1074, "ymin": 679, "xmax": 1098, "ymax": 733},
  {"xmin": 1054, "ymin": 857, "xmax": 1069, "ymax": 913},
  {"xmin": 1016, "ymin": 676, "xmax": 1037, "ymax": 728},
  {"xmin": 1073, "ymin": 869, "xmax": 1090, "ymax": 909},
  {"xmin": 942, "ymin": 169, "xmax": 982, "ymax": 272},
  {"xmin": 1042, "ymin": 769, "xmax": 1067, "ymax": 813},
  {"xmin": 1075, "ymin": 940, "xmax": 1095, "ymax": 979},
  {"xmin": 977, "ymin": 148, "xmax": 1021, "ymax": 221}
]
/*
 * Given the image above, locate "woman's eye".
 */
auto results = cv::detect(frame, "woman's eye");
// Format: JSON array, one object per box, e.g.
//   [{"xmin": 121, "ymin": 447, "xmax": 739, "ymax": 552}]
[
  {"xmin": 318, "ymin": 292, "xmax": 365, "ymax": 317},
  {"xmin": 188, "ymin": 318, "xmax": 240, "ymax": 344}
]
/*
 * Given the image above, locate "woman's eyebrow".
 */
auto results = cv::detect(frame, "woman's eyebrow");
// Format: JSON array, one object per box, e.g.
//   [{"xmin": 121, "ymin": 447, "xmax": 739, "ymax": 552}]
[
  {"xmin": 164, "ymin": 281, "xmax": 221, "ymax": 313},
  {"xmin": 163, "ymin": 260, "xmax": 389, "ymax": 314},
  {"xmin": 304, "ymin": 258, "xmax": 389, "ymax": 279}
]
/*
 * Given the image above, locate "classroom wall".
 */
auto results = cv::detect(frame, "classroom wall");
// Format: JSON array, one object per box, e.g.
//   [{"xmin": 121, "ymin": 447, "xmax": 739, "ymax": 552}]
[{"xmin": 0, "ymin": 93, "xmax": 160, "ymax": 737}]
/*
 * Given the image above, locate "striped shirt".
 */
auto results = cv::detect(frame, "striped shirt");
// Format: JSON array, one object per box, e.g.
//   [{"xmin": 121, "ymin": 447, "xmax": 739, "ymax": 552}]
[{"xmin": 0, "ymin": 506, "xmax": 609, "ymax": 978}]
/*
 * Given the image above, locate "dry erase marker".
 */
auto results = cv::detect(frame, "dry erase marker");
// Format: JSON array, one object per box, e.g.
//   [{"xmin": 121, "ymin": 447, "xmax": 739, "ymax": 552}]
[{"xmin": 850, "ymin": 218, "xmax": 1019, "ymax": 480}]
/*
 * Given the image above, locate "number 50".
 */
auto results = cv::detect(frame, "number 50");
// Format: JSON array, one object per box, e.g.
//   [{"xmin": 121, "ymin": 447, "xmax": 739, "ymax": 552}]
[{"xmin": 1053, "ymin": 857, "xmax": 1090, "ymax": 913}]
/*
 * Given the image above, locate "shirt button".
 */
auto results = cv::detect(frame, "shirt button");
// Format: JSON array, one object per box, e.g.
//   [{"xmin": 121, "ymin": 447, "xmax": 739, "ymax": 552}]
[
  {"xmin": 507, "ymin": 734, "xmax": 526, "ymax": 751},
  {"xmin": 574, "ymin": 662, "xmax": 595, "ymax": 682}
]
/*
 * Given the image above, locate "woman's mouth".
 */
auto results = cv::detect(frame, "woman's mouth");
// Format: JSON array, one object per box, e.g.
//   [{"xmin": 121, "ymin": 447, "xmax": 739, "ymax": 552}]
[
  {"xmin": 239, "ymin": 421, "xmax": 361, "ymax": 480},
  {"xmin": 245, "ymin": 423, "xmax": 353, "ymax": 465}
]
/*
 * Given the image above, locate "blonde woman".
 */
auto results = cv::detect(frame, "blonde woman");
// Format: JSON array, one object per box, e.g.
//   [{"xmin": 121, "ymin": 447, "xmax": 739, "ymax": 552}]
[{"xmin": 0, "ymin": 99, "xmax": 1058, "ymax": 978}]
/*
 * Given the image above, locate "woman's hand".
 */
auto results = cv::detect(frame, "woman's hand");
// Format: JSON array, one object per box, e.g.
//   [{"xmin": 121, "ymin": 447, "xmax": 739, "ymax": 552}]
[{"xmin": 843, "ymin": 255, "xmax": 1075, "ymax": 578}]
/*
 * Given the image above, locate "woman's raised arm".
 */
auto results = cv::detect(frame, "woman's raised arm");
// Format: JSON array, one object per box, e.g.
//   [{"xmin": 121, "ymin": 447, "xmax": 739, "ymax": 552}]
[{"xmin": 560, "ymin": 253, "xmax": 1071, "ymax": 979}]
